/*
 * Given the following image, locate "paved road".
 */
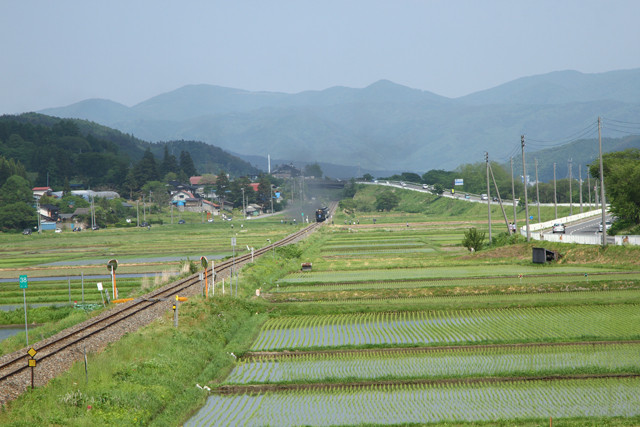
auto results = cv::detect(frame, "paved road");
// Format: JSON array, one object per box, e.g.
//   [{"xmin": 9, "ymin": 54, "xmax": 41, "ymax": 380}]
[{"xmin": 544, "ymin": 215, "xmax": 614, "ymax": 244}]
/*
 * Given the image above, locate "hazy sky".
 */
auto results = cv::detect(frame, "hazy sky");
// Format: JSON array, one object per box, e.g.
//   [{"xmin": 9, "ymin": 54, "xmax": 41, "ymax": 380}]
[{"xmin": 2, "ymin": 0, "xmax": 639, "ymax": 114}]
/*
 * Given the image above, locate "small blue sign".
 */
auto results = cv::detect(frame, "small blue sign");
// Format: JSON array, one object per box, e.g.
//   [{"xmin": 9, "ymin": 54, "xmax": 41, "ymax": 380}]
[{"xmin": 529, "ymin": 216, "xmax": 534, "ymax": 220}]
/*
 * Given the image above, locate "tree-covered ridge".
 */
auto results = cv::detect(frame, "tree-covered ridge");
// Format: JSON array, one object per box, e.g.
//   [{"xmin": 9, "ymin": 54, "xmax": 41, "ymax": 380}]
[{"xmin": 0, "ymin": 113, "xmax": 260, "ymax": 192}]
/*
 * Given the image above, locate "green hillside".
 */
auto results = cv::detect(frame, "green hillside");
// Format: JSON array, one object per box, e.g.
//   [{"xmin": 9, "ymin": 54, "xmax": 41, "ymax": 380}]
[{"xmin": 0, "ymin": 113, "xmax": 260, "ymax": 190}]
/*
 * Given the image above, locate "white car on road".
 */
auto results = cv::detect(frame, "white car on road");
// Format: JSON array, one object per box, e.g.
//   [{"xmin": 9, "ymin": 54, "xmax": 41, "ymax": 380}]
[
  {"xmin": 552, "ymin": 223, "xmax": 565, "ymax": 234},
  {"xmin": 598, "ymin": 221, "xmax": 612, "ymax": 232}
]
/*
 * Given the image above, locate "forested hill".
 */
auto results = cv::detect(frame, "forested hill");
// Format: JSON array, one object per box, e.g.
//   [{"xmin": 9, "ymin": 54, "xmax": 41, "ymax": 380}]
[{"xmin": 0, "ymin": 113, "xmax": 259, "ymax": 190}]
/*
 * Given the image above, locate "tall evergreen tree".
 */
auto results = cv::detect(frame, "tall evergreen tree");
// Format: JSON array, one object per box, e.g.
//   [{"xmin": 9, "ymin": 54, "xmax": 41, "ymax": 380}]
[
  {"xmin": 257, "ymin": 174, "xmax": 272, "ymax": 207},
  {"xmin": 179, "ymin": 151, "xmax": 197, "ymax": 178},
  {"xmin": 134, "ymin": 149, "xmax": 158, "ymax": 185},
  {"xmin": 160, "ymin": 145, "xmax": 179, "ymax": 178},
  {"xmin": 216, "ymin": 171, "xmax": 230, "ymax": 199}
]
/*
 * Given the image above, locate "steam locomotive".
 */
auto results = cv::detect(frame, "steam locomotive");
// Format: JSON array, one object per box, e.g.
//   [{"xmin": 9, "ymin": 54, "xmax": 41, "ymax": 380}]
[{"xmin": 315, "ymin": 206, "xmax": 329, "ymax": 222}]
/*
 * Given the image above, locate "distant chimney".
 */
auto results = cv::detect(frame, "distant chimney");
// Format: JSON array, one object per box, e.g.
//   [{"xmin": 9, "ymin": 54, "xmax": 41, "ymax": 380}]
[{"xmin": 268, "ymin": 154, "xmax": 271, "ymax": 174}]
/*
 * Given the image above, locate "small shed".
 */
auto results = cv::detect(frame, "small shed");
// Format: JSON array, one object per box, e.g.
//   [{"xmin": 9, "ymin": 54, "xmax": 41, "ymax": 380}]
[
  {"xmin": 532, "ymin": 247, "xmax": 559, "ymax": 264},
  {"xmin": 301, "ymin": 262, "xmax": 312, "ymax": 272}
]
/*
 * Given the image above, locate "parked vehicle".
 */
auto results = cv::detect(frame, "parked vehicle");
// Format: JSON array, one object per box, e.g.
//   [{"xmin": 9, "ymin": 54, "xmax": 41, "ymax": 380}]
[
  {"xmin": 55, "ymin": 228, "xmax": 62, "ymax": 233},
  {"xmin": 422, "ymin": 184, "xmax": 428, "ymax": 189},
  {"xmin": 552, "ymin": 223, "xmax": 565, "ymax": 234},
  {"xmin": 178, "ymin": 219, "xmax": 186, "ymax": 224},
  {"xmin": 22, "ymin": 229, "xmax": 32, "ymax": 235},
  {"xmin": 481, "ymin": 194, "xmax": 488, "ymax": 200}
]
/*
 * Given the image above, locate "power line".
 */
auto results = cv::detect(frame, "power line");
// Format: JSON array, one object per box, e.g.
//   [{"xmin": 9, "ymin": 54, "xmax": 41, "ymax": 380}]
[
  {"xmin": 602, "ymin": 117, "xmax": 640, "ymax": 126},
  {"xmin": 526, "ymin": 119, "xmax": 599, "ymax": 145}
]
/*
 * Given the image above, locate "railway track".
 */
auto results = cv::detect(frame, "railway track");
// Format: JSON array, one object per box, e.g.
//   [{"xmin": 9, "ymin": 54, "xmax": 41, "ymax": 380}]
[{"xmin": 0, "ymin": 203, "xmax": 335, "ymax": 404}]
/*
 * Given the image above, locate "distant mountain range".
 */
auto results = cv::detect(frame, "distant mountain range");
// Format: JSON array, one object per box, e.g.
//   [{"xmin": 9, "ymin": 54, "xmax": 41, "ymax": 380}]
[{"xmin": 39, "ymin": 69, "xmax": 640, "ymax": 173}]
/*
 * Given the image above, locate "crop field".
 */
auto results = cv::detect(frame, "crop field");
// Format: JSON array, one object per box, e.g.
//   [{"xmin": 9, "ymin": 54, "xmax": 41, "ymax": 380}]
[
  {"xmin": 267, "ymin": 290, "xmax": 640, "ymax": 312},
  {"xmin": 0, "ymin": 218, "xmax": 302, "ymax": 275},
  {"xmin": 271, "ymin": 272, "xmax": 640, "ymax": 293},
  {"xmin": 277, "ymin": 264, "xmax": 616, "ymax": 284},
  {"xmin": 189, "ymin": 193, "xmax": 640, "ymax": 425},
  {"xmin": 187, "ymin": 377, "xmax": 640, "ymax": 426},
  {"xmin": 251, "ymin": 304, "xmax": 640, "ymax": 350},
  {"xmin": 0, "ymin": 276, "xmax": 151, "ymax": 305},
  {"xmin": 228, "ymin": 342, "xmax": 640, "ymax": 384}
]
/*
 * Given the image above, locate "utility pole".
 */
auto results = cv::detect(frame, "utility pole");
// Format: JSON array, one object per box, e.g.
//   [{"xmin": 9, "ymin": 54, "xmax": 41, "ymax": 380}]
[
  {"xmin": 587, "ymin": 173, "xmax": 592, "ymax": 208},
  {"xmin": 521, "ymin": 135, "xmax": 530, "ymax": 242},
  {"xmin": 510, "ymin": 157, "xmax": 517, "ymax": 232},
  {"xmin": 579, "ymin": 165, "xmax": 583, "ymax": 213},
  {"xmin": 485, "ymin": 152, "xmax": 491, "ymax": 243},
  {"xmin": 36, "ymin": 200, "xmax": 41, "ymax": 234},
  {"xmin": 598, "ymin": 117, "xmax": 607, "ymax": 246},
  {"xmin": 489, "ymin": 163, "xmax": 511, "ymax": 234},
  {"xmin": 553, "ymin": 162, "xmax": 558, "ymax": 219},
  {"xmin": 270, "ymin": 185, "xmax": 274, "ymax": 214},
  {"xmin": 136, "ymin": 200, "xmax": 139, "ymax": 226},
  {"xmin": 535, "ymin": 158, "xmax": 541, "ymax": 223},
  {"xmin": 241, "ymin": 187, "xmax": 246, "ymax": 219},
  {"xmin": 568, "ymin": 159, "xmax": 573, "ymax": 215}
]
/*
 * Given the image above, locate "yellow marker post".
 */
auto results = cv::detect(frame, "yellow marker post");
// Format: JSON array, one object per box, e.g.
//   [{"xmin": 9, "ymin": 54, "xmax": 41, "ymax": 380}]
[{"xmin": 27, "ymin": 347, "xmax": 37, "ymax": 389}]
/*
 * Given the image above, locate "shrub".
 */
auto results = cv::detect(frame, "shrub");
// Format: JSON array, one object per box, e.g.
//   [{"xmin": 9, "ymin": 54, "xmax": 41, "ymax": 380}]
[{"xmin": 462, "ymin": 227, "xmax": 486, "ymax": 252}]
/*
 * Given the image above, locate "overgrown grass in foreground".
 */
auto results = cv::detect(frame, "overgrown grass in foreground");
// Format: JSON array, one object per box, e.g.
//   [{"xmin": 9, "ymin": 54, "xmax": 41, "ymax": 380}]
[{"xmin": 0, "ymin": 298, "xmax": 268, "ymax": 426}]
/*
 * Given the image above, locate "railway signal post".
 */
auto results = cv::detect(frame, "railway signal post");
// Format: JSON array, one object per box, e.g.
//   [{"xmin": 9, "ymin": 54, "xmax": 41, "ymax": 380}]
[
  {"xmin": 107, "ymin": 259, "xmax": 118, "ymax": 300},
  {"xmin": 27, "ymin": 347, "xmax": 36, "ymax": 389}
]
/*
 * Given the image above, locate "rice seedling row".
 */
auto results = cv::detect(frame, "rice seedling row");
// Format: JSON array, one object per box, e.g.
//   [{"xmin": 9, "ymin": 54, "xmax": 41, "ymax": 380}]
[
  {"xmin": 227, "ymin": 342, "xmax": 640, "ymax": 384},
  {"xmin": 271, "ymin": 289, "xmax": 640, "ymax": 308},
  {"xmin": 320, "ymin": 248, "xmax": 437, "ymax": 257},
  {"xmin": 271, "ymin": 273, "xmax": 640, "ymax": 293},
  {"xmin": 186, "ymin": 377, "xmax": 640, "ymax": 426},
  {"xmin": 277, "ymin": 265, "xmax": 615, "ymax": 284},
  {"xmin": 251, "ymin": 304, "xmax": 640, "ymax": 350}
]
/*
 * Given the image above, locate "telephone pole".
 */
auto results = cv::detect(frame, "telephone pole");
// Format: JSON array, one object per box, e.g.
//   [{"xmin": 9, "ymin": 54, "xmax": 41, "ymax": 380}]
[
  {"xmin": 510, "ymin": 157, "xmax": 517, "ymax": 233},
  {"xmin": 587, "ymin": 173, "xmax": 592, "ymax": 209},
  {"xmin": 568, "ymin": 159, "xmax": 573, "ymax": 215},
  {"xmin": 521, "ymin": 135, "xmax": 530, "ymax": 241},
  {"xmin": 485, "ymin": 152, "xmax": 491, "ymax": 243},
  {"xmin": 553, "ymin": 162, "xmax": 558, "ymax": 219},
  {"xmin": 535, "ymin": 158, "xmax": 541, "ymax": 223},
  {"xmin": 579, "ymin": 165, "xmax": 583, "ymax": 213},
  {"xmin": 598, "ymin": 117, "xmax": 607, "ymax": 246}
]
